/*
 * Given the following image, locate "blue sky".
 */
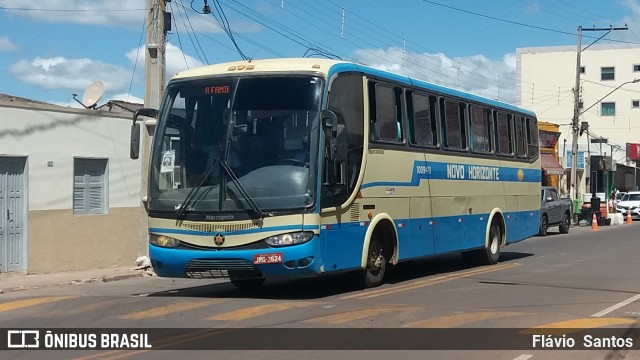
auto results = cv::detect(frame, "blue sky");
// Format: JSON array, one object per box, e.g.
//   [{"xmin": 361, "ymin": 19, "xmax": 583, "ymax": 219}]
[{"xmin": 1, "ymin": 0, "xmax": 639, "ymax": 107}]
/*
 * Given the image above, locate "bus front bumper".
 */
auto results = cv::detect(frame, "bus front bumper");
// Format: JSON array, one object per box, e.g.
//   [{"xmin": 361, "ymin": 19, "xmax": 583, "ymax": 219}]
[{"xmin": 149, "ymin": 237, "xmax": 321, "ymax": 280}]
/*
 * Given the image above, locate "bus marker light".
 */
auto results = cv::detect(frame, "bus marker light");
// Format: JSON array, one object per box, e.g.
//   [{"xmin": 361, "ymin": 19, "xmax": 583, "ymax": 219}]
[
  {"xmin": 367, "ymin": 211, "xmax": 373, "ymax": 219},
  {"xmin": 480, "ymin": 217, "xmax": 484, "ymax": 221}
]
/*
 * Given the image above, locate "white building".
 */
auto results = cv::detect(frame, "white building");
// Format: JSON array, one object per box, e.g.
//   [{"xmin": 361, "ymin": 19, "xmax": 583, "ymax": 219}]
[
  {"xmin": 517, "ymin": 44, "xmax": 640, "ymax": 197},
  {"xmin": 0, "ymin": 99, "xmax": 144, "ymax": 274}
]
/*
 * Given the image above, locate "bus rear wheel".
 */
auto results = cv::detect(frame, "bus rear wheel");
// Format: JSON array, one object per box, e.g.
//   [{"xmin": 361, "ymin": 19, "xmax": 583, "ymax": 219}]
[
  {"xmin": 361, "ymin": 233, "xmax": 387, "ymax": 288},
  {"xmin": 462, "ymin": 222, "xmax": 501, "ymax": 265},
  {"xmin": 480, "ymin": 222, "xmax": 501, "ymax": 265}
]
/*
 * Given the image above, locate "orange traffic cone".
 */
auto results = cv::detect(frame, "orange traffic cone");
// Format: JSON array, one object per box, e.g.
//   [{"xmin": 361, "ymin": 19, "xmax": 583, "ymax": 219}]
[
  {"xmin": 627, "ymin": 211, "xmax": 633, "ymax": 224},
  {"xmin": 591, "ymin": 212, "xmax": 599, "ymax": 231}
]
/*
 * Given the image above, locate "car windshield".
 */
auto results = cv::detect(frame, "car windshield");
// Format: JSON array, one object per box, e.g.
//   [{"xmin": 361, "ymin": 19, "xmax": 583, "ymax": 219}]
[
  {"xmin": 622, "ymin": 193, "xmax": 640, "ymax": 201},
  {"xmin": 148, "ymin": 75, "xmax": 323, "ymax": 218}
]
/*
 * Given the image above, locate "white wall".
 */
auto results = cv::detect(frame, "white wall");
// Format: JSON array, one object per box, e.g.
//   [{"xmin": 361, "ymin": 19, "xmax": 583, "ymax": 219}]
[
  {"xmin": 518, "ymin": 44, "xmax": 640, "ymax": 161},
  {"xmin": 0, "ymin": 101, "xmax": 141, "ymax": 210}
]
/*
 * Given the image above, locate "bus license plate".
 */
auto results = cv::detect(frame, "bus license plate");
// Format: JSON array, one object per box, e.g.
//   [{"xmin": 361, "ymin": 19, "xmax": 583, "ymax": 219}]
[{"xmin": 253, "ymin": 252, "xmax": 283, "ymax": 264}]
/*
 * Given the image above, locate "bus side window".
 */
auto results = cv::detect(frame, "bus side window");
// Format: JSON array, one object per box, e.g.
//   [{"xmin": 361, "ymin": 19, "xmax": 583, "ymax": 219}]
[
  {"xmin": 514, "ymin": 115, "xmax": 527, "ymax": 158},
  {"xmin": 495, "ymin": 112, "xmax": 513, "ymax": 156},
  {"xmin": 369, "ymin": 82, "xmax": 403, "ymax": 143},
  {"xmin": 440, "ymin": 98, "xmax": 467, "ymax": 150},
  {"xmin": 407, "ymin": 92, "xmax": 438, "ymax": 147},
  {"xmin": 469, "ymin": 105, "xmax": 492, "ymax": 153},
  {"xmin": 526, "ymin": 117, "xmax": 539, "ymax": 159}
]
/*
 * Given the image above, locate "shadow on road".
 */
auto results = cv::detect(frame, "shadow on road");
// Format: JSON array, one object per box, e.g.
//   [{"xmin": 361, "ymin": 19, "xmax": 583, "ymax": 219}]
[{"xmin": 143, "ymin": 251, "xmax": 534, "ymax": 300}]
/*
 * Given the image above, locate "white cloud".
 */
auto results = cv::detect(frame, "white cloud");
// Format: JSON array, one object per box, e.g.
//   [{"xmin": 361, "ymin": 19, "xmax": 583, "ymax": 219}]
[
  {"xmin": 354, "ymin": 48, "xmax": 518, "ymax": 103},
  {"xmin": 0, "ymin": 0, "xmax": 145, "ymax": 28},
  {"xmin": 126, "ymin": 42, "xmax": 205, "ymax": 79},
  {"xmin": 0, "ymin": 37, "xmax": 19, "ymax": 52},
  {"xmin": 111, "ymin": 93, "xmax": 144, "ymax": 104},
  {"xmin": 9, "ymin": 56, "xmax": 132, "ymax": 92},
  {"xmin": 1, "ymin": 0, "xmax": 262, "ymax": 32}
]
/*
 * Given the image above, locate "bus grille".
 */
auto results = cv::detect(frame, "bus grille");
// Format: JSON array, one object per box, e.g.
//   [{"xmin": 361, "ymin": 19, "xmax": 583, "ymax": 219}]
[
  {"xmin": 350, "ymin": 202, "xmax": 360, "ymax": 222},
  {"xmin": 179, "ymin": 221, "xmax": 260, "ymax": 233},
  {"xmin": 184, "ymin": 259, "xmax": 261, "ymax": 279}
]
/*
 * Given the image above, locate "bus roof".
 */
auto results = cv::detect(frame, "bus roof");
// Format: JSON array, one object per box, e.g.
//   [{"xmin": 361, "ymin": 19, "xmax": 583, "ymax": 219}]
[{"xmin": 171, "ymin": 58, "xmax": 535, "ymax": 117}]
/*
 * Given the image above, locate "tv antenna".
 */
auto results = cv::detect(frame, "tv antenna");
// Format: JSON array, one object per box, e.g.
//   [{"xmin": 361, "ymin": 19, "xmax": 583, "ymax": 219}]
[{"xmin": 72, "ymin": 80, "xmax": 105, "ymax": 109}]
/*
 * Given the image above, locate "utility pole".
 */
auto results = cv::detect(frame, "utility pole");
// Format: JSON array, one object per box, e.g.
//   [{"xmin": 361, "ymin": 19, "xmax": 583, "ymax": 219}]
[
  {"xmin": 138, "ymin": 0, "xmax": 168, "ymax": 259},
  {"xmin": 145, "ymin": 0, "xmax": 167, "ymax": 108},
  {"xmin": 569, "ymin": 25, "xmax": 627, "ymax": 203}
]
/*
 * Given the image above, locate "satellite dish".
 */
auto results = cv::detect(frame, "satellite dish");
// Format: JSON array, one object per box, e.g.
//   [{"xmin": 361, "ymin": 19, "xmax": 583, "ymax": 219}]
[{"xmin": 72, "ymin": 80, "xmax": 105, "ymax": 109}]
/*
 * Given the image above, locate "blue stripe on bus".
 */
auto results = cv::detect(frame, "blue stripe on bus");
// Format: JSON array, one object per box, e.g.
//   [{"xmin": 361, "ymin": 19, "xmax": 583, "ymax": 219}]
[
  {"xmin": 149, "ymin": 224, "xmax": 320, "ymax": 237},
  {"xmin": 361, "ymin": 160, "xmax": 540, "ymax": 189},
  {"xmin": 148, "ymin": 210, "xmax": 540, "ymax": 278}
]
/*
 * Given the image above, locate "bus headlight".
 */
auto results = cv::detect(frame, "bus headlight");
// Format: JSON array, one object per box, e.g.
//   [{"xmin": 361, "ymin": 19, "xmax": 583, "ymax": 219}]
[
  {"xmin": 265, "ymin": 231, "xmax": 314, "ymax": 247},
  {"xmin": 150, "ymin": 234, "xmax": 180, "ymax": 248}
]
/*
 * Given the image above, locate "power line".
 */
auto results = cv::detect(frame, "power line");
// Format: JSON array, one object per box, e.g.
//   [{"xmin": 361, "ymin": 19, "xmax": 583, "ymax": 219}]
[{"xmin": 0, "ymin": 6, "xmax": 144, "ymax": 12}]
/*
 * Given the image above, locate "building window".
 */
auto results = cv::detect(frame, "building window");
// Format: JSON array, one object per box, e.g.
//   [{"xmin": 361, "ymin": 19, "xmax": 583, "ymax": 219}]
[
  {"xmin": 601, "ymin": 102, "xmax": 616, "ymax": 116},
  {"xmin": 601, "ymin": 67, "xmax": 615, "ymax": 81},
  {"xmin": 633, "ymin": 100, "xmax": 640, "ymax": 108},
  {"xmin": 73, "ymin": 158, "xmax": 108, "ymax": 215},
  {"xmin": 634, "ymin": 64, "xmax": 640, "ymax": 72}
]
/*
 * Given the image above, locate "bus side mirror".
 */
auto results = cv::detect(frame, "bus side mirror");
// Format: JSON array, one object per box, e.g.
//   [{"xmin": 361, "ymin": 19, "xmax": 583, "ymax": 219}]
[
  {"xmin": 321, "ymin": 110, "xmax": 338, "ymax": 137},
  {"xmin": 321, "ymin": 110, "xmax": 338, "ymax": 159},
  {"xmin": 130, "ymin": 123, "xmax": 141, "ymax": 159},
  {"xmin": 130, "ymin": 108, "xmax": 158, "ymax": 160}
]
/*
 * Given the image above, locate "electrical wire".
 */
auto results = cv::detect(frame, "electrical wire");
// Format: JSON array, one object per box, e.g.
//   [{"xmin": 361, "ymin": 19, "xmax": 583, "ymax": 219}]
[
  {"xmin": 211, "ymin": 0, "xmax": 248, "ymax": 60},
  {"xmin": 126, "ymin": 13, "xmax": 147, "ymax": 103},
  {"xmin": 168, "ymin": 1, "xmax": 193, "ymax": 69}
]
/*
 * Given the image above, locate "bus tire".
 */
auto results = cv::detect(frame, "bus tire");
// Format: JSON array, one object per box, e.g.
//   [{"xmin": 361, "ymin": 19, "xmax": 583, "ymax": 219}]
[
  {"xmin": 361, "ymin": 233, "xmax": 387, "ymax": 288},
  {"xmin": 480, "ymin": 222, "xmax": 501, "ymax": 265},
  {"xmin": 230, "ymin": 277, "xmax": 265, "ymax": 290}
]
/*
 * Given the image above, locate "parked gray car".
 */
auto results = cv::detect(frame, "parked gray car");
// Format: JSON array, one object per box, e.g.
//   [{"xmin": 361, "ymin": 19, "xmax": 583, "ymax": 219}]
[{"xmin": 539, "ymin": 186, "xmax": 572, "ymax": 236}]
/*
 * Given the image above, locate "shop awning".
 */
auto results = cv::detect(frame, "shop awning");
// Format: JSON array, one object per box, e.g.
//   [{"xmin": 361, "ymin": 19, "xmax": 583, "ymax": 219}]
[{"xmin": 541, "ymin": 153, "xmax": 565, "ymax": 175}]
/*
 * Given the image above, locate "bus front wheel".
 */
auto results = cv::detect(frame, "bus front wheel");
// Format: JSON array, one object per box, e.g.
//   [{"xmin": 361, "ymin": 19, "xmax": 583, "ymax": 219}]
[{"xmin": 361, "ymin": 233, "xmax": 387, "ymax": 288}]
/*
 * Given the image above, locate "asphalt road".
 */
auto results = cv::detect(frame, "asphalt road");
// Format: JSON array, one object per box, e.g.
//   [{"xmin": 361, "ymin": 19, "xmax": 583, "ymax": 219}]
[{"xmin": 1, "ymin": 222, "xmax": 639, "ymax": 360}]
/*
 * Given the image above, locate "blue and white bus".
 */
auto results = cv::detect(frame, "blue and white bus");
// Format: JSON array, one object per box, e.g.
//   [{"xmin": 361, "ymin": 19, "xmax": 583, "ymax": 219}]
[{"xmin": 130, "ymin": 58, "xmax": 541, "ymax": 289}]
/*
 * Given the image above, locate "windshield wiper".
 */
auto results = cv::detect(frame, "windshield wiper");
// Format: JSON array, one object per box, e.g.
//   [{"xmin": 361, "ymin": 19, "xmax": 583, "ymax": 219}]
[
  {"xmin": 219, "ymin": 160, "xmax": 271, "ymax": 219},
  {"xmin": 176, "ymin": 158, "xmax": 219, "ymax": 218}
]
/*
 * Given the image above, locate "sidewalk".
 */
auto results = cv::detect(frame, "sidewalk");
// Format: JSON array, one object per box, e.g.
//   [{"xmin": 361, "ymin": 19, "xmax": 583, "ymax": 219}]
[{"xmin": 0, "ymin": 265, "xmax": 152, "ymax": 294}]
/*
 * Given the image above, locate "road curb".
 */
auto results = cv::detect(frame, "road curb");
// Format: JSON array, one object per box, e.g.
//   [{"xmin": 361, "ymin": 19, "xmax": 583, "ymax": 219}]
[{"xmin": 0, "ymin": 269, "xmax": 152, "ymax": 294}]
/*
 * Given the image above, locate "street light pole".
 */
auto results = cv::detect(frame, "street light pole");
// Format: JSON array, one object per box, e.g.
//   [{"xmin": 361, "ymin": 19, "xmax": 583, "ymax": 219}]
[
  {"xmin": 578, "ymin": 79, "xmax": 640, "ymax": 116},
  {"xmin": 569, "ymin": 25, "xmax": 629, "ymax": 203},
  {"xmin": 570, "ymin": 26, "xmax": 582, "ymax": 202}
]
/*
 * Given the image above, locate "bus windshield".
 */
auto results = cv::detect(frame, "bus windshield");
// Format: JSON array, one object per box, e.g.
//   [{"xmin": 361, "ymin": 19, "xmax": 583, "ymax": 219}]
[{"xmin": 149, "ymin": 75, "xmax": 323, "ymax": 218}]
